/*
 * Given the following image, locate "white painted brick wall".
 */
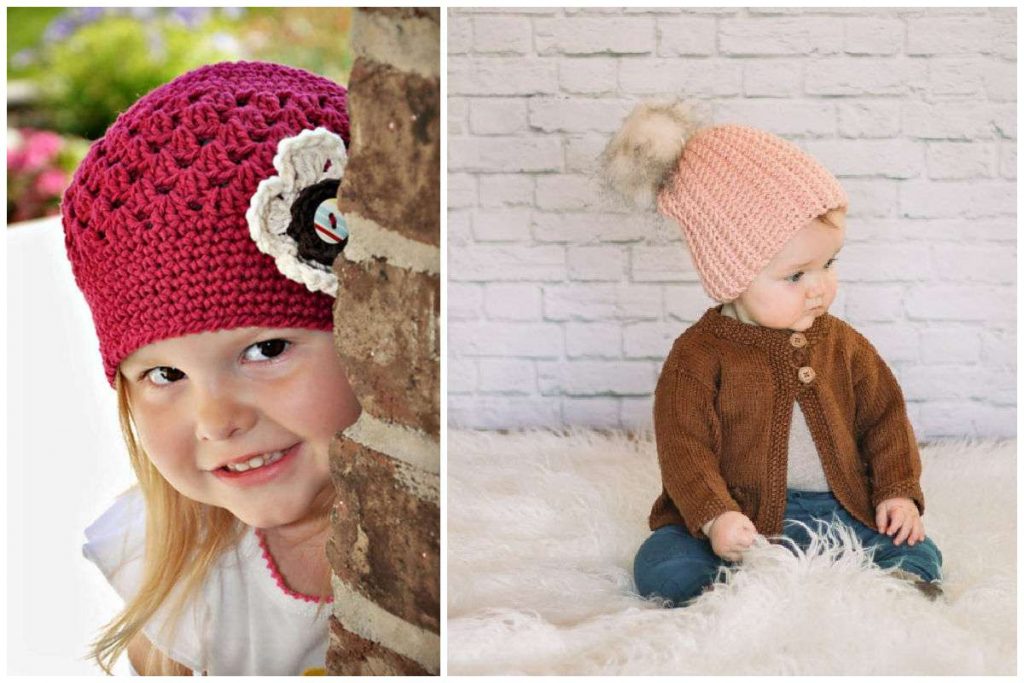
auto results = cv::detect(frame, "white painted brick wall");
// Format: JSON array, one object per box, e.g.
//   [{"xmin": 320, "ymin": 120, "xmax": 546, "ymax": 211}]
[{"xmin": 447, "ymin": 7, "xmax": 1017, "ymax": 439}]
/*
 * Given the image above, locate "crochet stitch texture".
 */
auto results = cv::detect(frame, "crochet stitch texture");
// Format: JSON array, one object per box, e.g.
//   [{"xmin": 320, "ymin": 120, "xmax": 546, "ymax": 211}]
[
  {"xmin": 657, "ymin": 125, "xmax": 848, "ymax": 303},
  {"xmin": 62, "ymin": 61, "xmax": 350, "ymax": 386}
]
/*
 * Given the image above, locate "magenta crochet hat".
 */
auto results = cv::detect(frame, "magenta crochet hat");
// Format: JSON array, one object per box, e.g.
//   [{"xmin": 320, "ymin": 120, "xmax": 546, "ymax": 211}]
[
  {"xmin": 62, "ymin": 61, "xmax": 351, "ymax": 386},
  {"xmin": 602, "ymin": 101, "xmax": 848, "ymax": 302}
]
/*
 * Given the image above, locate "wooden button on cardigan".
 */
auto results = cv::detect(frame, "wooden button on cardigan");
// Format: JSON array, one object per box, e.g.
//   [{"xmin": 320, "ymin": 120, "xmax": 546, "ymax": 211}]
[{"xmin": 650, "ymin": 305, "xmax": 925, "ymax": 539}]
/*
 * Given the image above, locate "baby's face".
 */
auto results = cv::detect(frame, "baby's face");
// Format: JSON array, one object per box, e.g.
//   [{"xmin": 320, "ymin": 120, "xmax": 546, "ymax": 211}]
[
  {"xmin": 732, "ymin": 211, "xmax": 846, "ymax": 332},
  {"xmin": 120, "ymin": 327, "xmax": 360, "ymax": 530}
]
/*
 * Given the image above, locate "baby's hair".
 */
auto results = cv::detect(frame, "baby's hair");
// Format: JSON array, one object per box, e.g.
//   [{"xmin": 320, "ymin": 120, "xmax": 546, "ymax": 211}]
[
  {"xmin": 816, "ymin": 206, "xmax": 846, "ymax": 231},
  {"xmin": 90, "ymin": 371, "xmax": 334, "ymax": 674}
]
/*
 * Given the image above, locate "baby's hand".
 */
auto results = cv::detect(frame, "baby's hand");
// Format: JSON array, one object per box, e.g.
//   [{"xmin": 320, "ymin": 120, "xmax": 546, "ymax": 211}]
[
  {"xmin": 875, "ymin": 497, "xmax": 925, "ymax": 546},
  {"xmin": 707, "ymin": 511, "xmax": 758, "ymax": 562}
]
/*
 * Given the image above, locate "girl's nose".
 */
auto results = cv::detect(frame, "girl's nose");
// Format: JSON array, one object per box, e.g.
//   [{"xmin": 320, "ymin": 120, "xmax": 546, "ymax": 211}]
[{"xmin": 194, "ymin": 384, "xmax": 257, "ymax": 441}]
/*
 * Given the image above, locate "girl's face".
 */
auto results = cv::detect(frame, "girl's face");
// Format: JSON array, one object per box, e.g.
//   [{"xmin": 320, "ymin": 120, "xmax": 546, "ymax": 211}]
[
  {"xmin": 121, "ymin": 327, "xmax": 360, "ymax": 530},
  {"xmin": 731, "ymin": 211, "xmax": 846, "ymax": 332}
]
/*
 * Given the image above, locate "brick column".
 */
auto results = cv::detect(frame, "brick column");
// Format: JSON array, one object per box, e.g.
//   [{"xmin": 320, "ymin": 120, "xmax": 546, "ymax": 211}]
[{"xmin": 326, "ymin": 8, "xmax": 440, "ymax": 676}]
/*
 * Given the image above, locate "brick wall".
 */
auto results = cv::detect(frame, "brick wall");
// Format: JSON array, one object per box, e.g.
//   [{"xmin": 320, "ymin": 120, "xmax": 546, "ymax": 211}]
[
  {"xmin": 329, "ymin": 7, "xmax": 439, "ymax": 675},
  {"xmin": 447, "ymin": 7, "xmax": 1016, "ymax": 439}
]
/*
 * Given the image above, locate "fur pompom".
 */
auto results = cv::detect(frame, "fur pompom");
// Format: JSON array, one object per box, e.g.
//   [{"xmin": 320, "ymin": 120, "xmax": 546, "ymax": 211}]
[{"xmin": 599, "ymin": 100, "xmax": 703, "ymax": 209}]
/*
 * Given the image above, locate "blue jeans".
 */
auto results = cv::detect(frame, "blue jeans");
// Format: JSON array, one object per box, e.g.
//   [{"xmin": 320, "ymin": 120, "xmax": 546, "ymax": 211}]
[{"xmin": 634, "ymin": 489, "xmax": 943, "ymax": 606}]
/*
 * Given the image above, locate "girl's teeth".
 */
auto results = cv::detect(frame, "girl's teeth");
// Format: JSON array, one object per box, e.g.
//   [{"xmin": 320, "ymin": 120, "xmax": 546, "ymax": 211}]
[{"xmin": 226, "ymin": 450, "xmax": 285, "ymax": 472}]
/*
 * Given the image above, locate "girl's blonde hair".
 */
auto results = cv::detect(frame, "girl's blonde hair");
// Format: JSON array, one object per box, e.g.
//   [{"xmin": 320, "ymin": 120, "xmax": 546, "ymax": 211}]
[{"xmin": 89, "ymin": 372, "xmax": 333, "ymax": 675}]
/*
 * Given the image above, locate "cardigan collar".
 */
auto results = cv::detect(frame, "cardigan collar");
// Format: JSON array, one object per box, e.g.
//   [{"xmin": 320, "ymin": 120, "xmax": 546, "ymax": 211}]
[{"xmin": 698, "ymin": 304, "xmax": 834, "ymax": 350}]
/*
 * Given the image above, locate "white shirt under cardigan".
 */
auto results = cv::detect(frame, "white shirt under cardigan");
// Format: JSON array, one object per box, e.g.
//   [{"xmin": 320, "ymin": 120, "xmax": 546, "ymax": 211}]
[
  {"xmin": 82, "ymin": 488, "xmax": 331, "ymax": 675},
  {"xmin": 700, "ymin": 303, "xmax": 830, "ymax": 536}
]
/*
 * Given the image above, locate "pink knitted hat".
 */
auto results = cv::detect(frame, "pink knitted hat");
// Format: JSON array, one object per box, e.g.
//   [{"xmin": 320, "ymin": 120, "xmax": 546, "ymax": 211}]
[
  {"xmin": 602, "ymin": 102, "xmax": 848, "ymax": 302},
  {"xmin": 62, "ymin": 61, "xmax": 351, "ymax": 387}
]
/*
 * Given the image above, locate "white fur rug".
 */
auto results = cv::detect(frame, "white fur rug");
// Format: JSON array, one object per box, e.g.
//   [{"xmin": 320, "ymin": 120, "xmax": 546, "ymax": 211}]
[{"xmin": 447, "ymin": 430, "xmax": 1016, "ymax": 675}]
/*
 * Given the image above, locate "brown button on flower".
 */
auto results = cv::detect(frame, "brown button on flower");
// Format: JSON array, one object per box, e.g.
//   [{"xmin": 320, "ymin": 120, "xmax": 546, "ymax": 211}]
[
  {"xmin": 798, "ymin": 366, "xmax": 816, "ymax": 384},
  {"xmin": 790, "ymin": 332, "xmax": 808, "ymax": 348}
]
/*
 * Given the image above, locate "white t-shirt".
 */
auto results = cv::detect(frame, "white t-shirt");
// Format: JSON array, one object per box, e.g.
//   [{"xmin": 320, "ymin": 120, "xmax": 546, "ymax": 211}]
[{"xmin": 82, "ymin": 488, "xmax": 331, "ymax": 675}]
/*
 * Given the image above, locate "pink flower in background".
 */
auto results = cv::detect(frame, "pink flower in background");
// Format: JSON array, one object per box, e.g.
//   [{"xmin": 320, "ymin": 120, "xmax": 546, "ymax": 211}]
[
  {"xmin": 21, "ymin": 130, "xmax": 63, "ymax": 171},
  {"xmin": 35, "ymin": 168, "xmax": 69, "ymax": 197},
  {"xmin": 8, "ymin": 147, "xmax": 26, "ymax": 172},
  {"xmin": 8, "ymin": 128, "xmax": 88, "ymax": 223}
]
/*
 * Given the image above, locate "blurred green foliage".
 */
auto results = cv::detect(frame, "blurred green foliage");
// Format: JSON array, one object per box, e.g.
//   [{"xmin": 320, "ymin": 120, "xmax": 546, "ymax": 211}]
[
  {"xmin": 240, "ymin": 8, "xmax": 353, "ymax": 87},
  {"xmin": 7, "ymin": 7, "xmax": 64, "ymax": 79},
  {"xmin": 8, "ymin": 7, "xmax": 353, "ymax": 141},
  {"xmin": 46, "ymin": 15, "xmax": 235, "ymax": 139}
]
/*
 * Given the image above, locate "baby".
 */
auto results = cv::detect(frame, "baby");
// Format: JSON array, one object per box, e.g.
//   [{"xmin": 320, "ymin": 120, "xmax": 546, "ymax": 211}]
[{"xmin": 601, "ymin": 102, "xmax": 943, "ymax": 605}]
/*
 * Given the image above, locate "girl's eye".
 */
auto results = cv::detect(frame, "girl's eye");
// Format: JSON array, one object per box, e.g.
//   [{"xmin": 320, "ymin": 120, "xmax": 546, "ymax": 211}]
[
  {"xmin": 137, "ymin": 340, "xmax": 290, "ymax": 386},
  {"xmin": 825, "ymin": 257, "xmax": 838, "ymax": 268},
  {"xmin": 243, "ymin": 339, "xmax": 291, "ymax": 362},
  {"xmin": 144, "ymin": 367, "xmax": 184, "ymax": 386}
]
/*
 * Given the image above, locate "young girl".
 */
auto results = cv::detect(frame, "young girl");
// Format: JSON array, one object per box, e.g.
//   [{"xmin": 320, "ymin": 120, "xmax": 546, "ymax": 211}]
[
  {"xmin": 65, "ymin": 61, "xmax": 360, "ymax": 674},
  {"xmin": 601, "ymin": 101, "xmax": 943, "ymax": 607}
]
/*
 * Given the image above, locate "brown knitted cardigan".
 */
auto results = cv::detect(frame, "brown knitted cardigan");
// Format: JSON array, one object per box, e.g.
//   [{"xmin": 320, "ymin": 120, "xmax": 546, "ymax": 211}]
[{"xmin": 651, "ymin": 305, "xmax": 924, "ymax": 539}]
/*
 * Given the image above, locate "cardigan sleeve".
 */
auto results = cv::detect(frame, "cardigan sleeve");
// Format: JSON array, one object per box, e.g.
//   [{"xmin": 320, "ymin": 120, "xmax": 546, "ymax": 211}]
[
  {"xmin": 850, "ymin": 332, "xmax": 925, "ymax": 515},
  {"xmin": 653, "ymin": 357, "xmax": 741, "ymax": 539}
]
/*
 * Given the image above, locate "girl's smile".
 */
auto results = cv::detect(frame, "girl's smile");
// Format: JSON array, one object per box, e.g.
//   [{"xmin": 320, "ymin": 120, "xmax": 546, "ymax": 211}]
[{"xmin": 210, "ymin": 441, "xmax": 303, "ymax": 488}]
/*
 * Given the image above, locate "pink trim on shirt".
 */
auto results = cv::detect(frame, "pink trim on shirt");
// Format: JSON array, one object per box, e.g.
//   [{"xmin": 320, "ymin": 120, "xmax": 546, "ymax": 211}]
[{"xmin": 254, "ymin": 528, "xmax": 334, "ymax": 604}]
